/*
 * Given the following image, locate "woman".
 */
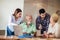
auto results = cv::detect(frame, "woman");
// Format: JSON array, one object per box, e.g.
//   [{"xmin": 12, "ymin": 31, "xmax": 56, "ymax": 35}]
[
  {"xmin": 7, "ymin": 8, "xmax": 23, "ymax": 36},
  {"xmin": 44, "ymin": 13, "xmax": 59, "ymax": 38}
]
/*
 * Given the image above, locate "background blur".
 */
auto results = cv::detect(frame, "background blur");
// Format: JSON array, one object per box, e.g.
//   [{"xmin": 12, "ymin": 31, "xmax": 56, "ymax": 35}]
[
  {"xmin": 0, "ymin": 0, "xmax": 60, "ymax": 35},
  {"xmin": 24, "ymin": 0, "xmax": 60, "ymax": 24},
  {"xmin": 0, "ymin": 0, "xmax": 24, "ymax": 30}
]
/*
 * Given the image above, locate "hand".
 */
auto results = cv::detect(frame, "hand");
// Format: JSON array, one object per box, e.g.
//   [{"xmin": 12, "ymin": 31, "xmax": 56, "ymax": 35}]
[
  {"xmin": 39, "ymin": 24, "xmax": 42, "ymax": 30},
  {"xmin": 27, "ymin": 21, "xmax": 31, "ymax": 25},
  {"xmin": 14, "ymin": 25, "xmax": 19, "ymax": 27},
  {"xmin": 48, "ymin": 34, "xmax": 54, "ymax": 38},
  {"xmin": 44, "ymin": 31, "xmax": 48, "ymax": 38}
]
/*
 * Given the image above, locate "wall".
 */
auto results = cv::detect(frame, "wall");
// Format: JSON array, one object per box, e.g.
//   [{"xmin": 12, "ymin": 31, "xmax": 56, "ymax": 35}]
[
  {"xmin": 24, "ymin": 0, "xmax": 60, "ymax": 37},
  {"xmin": 0, "ymin": 0, "xmax": 24, "ymax": 30},
  {"xmin": 24, "ymin": 0, "xmax": 60, "ymax": 24}
]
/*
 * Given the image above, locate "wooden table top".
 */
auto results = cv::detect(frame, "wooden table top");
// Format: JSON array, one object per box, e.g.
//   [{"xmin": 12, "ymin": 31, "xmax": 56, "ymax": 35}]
[{"xmin": 0, "ymin": 35, "xmax": 60, "ymax": 40}]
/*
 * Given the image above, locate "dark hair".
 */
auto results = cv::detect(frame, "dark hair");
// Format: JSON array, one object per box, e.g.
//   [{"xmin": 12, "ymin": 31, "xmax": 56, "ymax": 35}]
[
  {"xmin": 13, "ymin": 8, "xmax": 22, "ymax": 16},
  {"xmin": 39, "ymin": 8, "xmax": 45, "ymax": 14}
]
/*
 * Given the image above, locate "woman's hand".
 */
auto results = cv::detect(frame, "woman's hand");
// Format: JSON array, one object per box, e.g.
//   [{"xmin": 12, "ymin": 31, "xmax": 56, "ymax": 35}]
[{"xmin": 48, "ymin": 34, "xmax": 55, "ymax": 38}]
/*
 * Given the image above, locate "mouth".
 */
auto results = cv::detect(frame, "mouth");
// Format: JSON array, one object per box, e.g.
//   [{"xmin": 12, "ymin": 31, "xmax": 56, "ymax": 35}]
[{"xmin": 19, "ymin": 16, "xmax": 21, "ymax": 17}]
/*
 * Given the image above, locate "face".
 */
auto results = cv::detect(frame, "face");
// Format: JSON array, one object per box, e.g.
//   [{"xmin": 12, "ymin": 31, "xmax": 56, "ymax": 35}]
[
  {"xmin": 16, "ymin": 12, "xmax": 22, "ymax": 18},
  {"xmin": 26, "ymin": 15, "xmax": 32, "ymax": 24},
  {"xmin": 50, "ymin": 17, "xmax": 54, "ymax": 23},
  {"xmin": 40, "ymin": 13, "xmax": 46, "ymax": 18}
]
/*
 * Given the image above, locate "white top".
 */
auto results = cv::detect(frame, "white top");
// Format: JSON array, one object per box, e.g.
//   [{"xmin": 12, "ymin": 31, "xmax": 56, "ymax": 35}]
[
  {"xmin": 47, "ymin": 23, "xmax": 59, "ymax": 37},
  {"xmin": 7, "ymin": 15, "xmax": 23, "ymax": 32}
]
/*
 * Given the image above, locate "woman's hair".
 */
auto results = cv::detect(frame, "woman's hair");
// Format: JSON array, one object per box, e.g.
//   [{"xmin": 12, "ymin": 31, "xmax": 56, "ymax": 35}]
[
  {"xmin": 13, "ymin": 8, "xmax": 22, "ymax": 16},
  {"xmin": 51, "ymin": 13, "xmax": 59, "ymax": 23}
]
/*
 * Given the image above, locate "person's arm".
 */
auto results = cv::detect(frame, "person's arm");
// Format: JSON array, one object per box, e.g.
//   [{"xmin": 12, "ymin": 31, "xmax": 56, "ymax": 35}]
[
  {"xmin": 54, "ymin": 24, "xmax": 59, "ymax": 37},
  {"xmin": 48, "ymin": 24, "xmax": 59, "ymax": 38},
  {"xmin": 8, "ymin": 15, "xmax": 18, "ymax": 26},
  {"xmin": 17, "ymin": 17, "xmax": 23, "ymax": 24},
  {"xmin": 45, "ymin": 13, "xmax": 51, "ymax": 32},
  {"xmin": 20, "ymin": 23, "xmax": 27, "ymax": 34},
  {"xmin": 32, "ymin": 25, "xmax": 36, "ymax": 37},
  {"xmin": 44, "ymin": 24, "xmax": 51, "ymax": 38},
  {"xmin": 36, "ymin": 18, "xmax": 41, "ymax": 30},
  {"xmin": 43, "ymin": 31, "xmax": 48, "ymax": 38},
  {"xmin": 48, "ymin": 33, "xmax": 55, "ymax": 38},
  {"xmin": 46, "ymin": 24, "xmax": 55, "ymax": 38},
  {"xmin": 32, "ymin": 25, "xmax": 36, "ymax": 33}
]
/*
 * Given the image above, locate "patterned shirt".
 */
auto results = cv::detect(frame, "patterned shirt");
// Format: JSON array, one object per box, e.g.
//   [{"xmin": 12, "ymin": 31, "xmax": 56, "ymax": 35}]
[
  {"xmin": 36, "ymin": 13, "xmax": 50, "ymax": 31},
  {"xmin": 20, "ymin": 22, "xmax": 36, "ymax": 34}
]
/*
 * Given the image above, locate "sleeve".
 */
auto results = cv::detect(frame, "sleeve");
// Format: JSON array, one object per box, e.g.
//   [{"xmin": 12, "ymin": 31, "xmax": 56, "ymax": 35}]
[
  {"xmin": 8, "ymin": 15, "xmax": 17, "ymax": 26},
  {"xmin": 20, "ymin": 18, "xmax": 23, "ymax": 24},
  {"xmin": 36, "ymin": 18, "xmax": 40, "ymax": 30},
  {"xmin": 55, "ymin": 24, "xmax": 59, "ymax": 37},
  {"xmin": 46, "ymin": 14, "xmax": 51, "ymax": 31},
  {"xmin": 19, "ymin": 23, "xmax": 27, "ymax": 33},
  {"xmin": 18, "ymin": 17, "xmax": 23, "ymax": 24},
  {"xmin": 19, "ymin": 23, "xmax": 23, "ymax": 27},
  {"xmin": 19, "ymin": 23, "xmax": 24, "ymax": 28},
  {"xmin": 47, "ymin": 24, "xmax": 51, "ymax": 34},
  {"xmin": 32, "ymin": 25, "xmax": 36, "ymax": 32}
]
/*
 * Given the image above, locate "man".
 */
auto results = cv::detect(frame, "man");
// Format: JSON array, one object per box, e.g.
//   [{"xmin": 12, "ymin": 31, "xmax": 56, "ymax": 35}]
[
  {"xmin": 18, "ymin": 14, "xmax": 36, "ymax": 38},
  {"xmin": 36, "ymin": 8, "xmax": 50, "ymax": 36}
]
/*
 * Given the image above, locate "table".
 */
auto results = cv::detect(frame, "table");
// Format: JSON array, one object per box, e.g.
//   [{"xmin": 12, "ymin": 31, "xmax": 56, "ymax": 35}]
[{"xmin": 0, "ymin": 35, "xmax": 60, "ymax": 40}]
